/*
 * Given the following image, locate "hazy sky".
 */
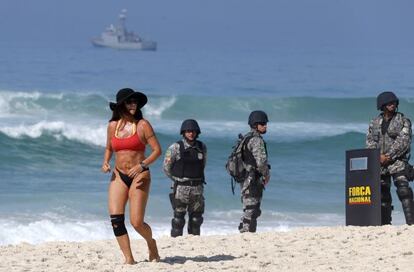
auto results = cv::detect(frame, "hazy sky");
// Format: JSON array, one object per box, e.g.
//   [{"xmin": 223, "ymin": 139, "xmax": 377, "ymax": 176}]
[{"xmin": 0, "ymin": 0, "xmax": 413, "ymax": 49}]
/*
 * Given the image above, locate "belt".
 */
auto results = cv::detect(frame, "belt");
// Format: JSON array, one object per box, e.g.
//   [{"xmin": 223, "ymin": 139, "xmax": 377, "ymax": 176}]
[{"xmin": 177, "ymin": 180, "xmax": 204, "ymax": 186}]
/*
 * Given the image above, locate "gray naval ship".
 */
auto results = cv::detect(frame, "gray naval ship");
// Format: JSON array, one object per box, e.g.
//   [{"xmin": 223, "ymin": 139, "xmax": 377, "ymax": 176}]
[{"xmin": 91, "ymin": 9, "xmax": 157, "ymax": 51}]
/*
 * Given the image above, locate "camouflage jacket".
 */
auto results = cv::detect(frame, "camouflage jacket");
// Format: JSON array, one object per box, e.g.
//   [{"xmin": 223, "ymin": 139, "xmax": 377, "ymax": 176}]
[
  {"xmin": 366, "ymin": 112, "xmax": 412, "ymax": 174},
  {"xmin": 246, "ymin": 129, "xmax": 270, "ymax": 178},
  {"xmin": 163, "ymin": 138, "xmax": 207, "ymax": 182}
]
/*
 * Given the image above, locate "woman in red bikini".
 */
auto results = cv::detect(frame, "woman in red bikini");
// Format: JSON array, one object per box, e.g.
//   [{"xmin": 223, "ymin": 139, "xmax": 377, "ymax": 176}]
[{"xmin": 101, "ymin": 88, "xmax": 161, "ymax": 264}]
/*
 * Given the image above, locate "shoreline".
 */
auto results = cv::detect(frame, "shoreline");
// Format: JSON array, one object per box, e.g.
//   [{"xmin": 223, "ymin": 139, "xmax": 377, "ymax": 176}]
[{"xmin": 1, "ymin": 225, "xmax": 414, "ymax": 272}]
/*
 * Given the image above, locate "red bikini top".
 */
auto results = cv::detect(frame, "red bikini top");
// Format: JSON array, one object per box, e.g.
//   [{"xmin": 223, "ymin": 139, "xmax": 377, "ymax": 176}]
[{"xmin": 111, "ymin": 133, "xmax": 146, "ymax": 152}]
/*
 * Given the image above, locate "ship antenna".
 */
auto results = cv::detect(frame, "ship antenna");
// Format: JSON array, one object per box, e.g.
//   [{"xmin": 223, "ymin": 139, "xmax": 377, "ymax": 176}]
[{"xmin": 118, "ymin": 9, "xmax": 127, "ymax": 34}]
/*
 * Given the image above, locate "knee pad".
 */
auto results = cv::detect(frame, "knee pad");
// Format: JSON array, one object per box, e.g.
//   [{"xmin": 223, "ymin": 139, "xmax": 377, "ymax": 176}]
[
  {"xmin": 172, "ymin": 216, "xmax": 186, "ymax": 229},
  {"xmin": 172, "ymin": 211, "xmax": 186, "ymax": 227},
  {"xmin": 190, "ymin": 213, "xmax": 203, "ymax": 228},
  {"xmin": 110, "ymin": 214, "xmax": 127, "ymax": 237},
  {"xmin": 188, "ymin": 213, "xmax": 203, "ymax": 235},
  {"xmin": 171, "ymin": 212, "xmax": 186, "ymax": 237},
  {"xmin": 172, "ymin": 212, "xmax": 185, "ymax": 229},
  {"xmin": 396, "ymin": 183, "xmax": 413, "ymax": 201}
]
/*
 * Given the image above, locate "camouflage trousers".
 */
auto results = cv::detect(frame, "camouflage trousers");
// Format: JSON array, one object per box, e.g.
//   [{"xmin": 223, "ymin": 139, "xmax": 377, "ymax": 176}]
[
  {"xmin": 170, "ymin": 183, "xmax": 205, "ymax": 236},
  {"xmin": 239, "ymin": 178, "xmax": 263, "ymax": 233},
  {"xmin": 381, "ymin": 159, "xmax": 409, "ymax": 176},
  {"xmin": 172, "ymin": 184, "xmax": 205, "ymax": 214}
]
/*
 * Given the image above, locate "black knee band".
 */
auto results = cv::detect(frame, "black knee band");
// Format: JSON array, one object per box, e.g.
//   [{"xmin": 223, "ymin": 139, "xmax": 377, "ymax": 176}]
[{"xmin": 110, "ymin": 214, "xmax": 127, "ymax": 237}]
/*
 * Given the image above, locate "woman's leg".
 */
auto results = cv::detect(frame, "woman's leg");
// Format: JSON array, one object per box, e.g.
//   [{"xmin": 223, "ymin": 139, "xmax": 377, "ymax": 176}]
[
  {"xmin": 129, "ymin": 171, "xmax": 160, "ymax": 262},
  {"xmin": 108, "ymin": 172, "xmax": 135, "ymax": 264}
]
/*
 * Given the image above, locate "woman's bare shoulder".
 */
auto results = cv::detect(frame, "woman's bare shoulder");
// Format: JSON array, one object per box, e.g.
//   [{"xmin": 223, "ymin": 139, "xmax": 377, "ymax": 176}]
[
  {"xmin": 108, "ymin": 121, "xmax": 117, "ymax": 127},
  {"xmin": 108, "ymin": 121, "xmax": 118, "ymax": 130},
  {"xmin": 138, "ymin": 119, "xmax": 156, "ymax": 140},
  {"xmin": 138, "ymin": 119, "xmax": 153, "ymax": 129}
]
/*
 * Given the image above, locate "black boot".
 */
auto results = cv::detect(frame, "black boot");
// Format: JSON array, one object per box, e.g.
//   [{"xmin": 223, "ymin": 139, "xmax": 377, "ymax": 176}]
[{"xmin": 401, "ymin": 199, "xmax": 414, "ymax": 225}]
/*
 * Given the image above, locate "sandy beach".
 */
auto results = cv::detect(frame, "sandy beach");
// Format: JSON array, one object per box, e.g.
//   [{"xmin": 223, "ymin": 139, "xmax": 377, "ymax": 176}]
[{"xmin": 2, "ymin": 225, "xmax": 414, "ymax": 272}]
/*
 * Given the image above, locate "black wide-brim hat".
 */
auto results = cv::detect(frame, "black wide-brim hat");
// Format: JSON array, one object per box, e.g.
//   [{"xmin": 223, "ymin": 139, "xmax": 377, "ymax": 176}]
[{"xmin": 109, "ymin": 88, "xmax": 148, "ymax": 111}]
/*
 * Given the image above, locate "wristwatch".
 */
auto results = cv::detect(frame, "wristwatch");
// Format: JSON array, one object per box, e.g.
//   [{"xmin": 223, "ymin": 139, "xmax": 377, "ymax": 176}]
[{"xmin": 140, "ymin": 162, "xmax": 149, "ymax": 171}]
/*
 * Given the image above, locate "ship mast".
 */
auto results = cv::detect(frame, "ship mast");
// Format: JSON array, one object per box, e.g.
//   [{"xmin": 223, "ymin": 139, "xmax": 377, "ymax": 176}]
[{"xmin": 118, "ymin": 9, "xmax": 128, "ymax": 40}]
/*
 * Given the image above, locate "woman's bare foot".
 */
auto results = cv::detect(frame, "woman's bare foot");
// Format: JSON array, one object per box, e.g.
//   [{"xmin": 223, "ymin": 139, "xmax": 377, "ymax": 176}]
[
  {"xmin": 125, "ymin": 257, "xmax": 137, "ymax": 265},
  {"xmin": 148, "ymin": 239, "xmax": 160, "ymax": 262}
]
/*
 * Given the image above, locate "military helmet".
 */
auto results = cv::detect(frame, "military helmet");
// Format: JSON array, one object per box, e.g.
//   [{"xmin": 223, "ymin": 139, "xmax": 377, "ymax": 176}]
[
  {"xmin": 377, "ymin": 91, "xmax": 399, "ymax": 110},
  {"xmin": 248, "ymin": 110, "xmax": 269, "ymax": 127},
  {"xmin": 180, "ymin": 119, "xmax": 201, "ymax": 134}
]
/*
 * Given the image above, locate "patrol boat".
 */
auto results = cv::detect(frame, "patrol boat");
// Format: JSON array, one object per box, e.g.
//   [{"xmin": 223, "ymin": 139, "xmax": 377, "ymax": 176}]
[{"xmin": 91, "ymin": 9, "xmax": 157, "ymax": 51}]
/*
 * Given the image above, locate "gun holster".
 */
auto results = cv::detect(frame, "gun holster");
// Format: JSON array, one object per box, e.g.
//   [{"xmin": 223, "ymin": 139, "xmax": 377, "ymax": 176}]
[
  {"xmin": 169, "ymin": 192, "xmax": 176, "ymax": 210},
  {"xmin": 169, "ymin": 181, "xmax": 178, "ymax": 210}
]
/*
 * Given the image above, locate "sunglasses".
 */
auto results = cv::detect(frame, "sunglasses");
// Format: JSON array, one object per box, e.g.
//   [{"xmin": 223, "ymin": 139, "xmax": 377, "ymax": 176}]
[
  {"xmin": 257, "ymin": 122, "xmax": 267, "ymax": 126},
  {"xmin": 125, "ymin": 99, "xmax": 138, "ymax": 105}
]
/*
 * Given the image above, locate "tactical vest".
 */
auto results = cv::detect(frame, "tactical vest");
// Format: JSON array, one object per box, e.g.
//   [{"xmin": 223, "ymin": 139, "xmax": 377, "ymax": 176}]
[
  {"xmin": 242, "ymin": 134, "xmax": 267, "ymax": 170},
  {"xmin": 241, "ymin": 134, "xmax": 256, "ymax": 169},
  {"xmin": 171, "ymin": 140, "xmax": 205, "ymax": 180}
]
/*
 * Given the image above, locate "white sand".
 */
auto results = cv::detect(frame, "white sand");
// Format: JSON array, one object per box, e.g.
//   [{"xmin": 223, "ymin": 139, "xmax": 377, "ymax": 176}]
[{"xmin": 2, "ymin": 225, "xmax": 414, "ymax": 272}]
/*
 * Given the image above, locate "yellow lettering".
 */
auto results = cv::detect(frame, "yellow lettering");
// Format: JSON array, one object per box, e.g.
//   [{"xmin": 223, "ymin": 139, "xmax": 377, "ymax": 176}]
[
  {"xmin": 349, "ymin": 186, "xmax": 372, "ymax": 197},
  {"xmin": 348, "ymin": 195, "xmax": 371, "ymax": 205}
]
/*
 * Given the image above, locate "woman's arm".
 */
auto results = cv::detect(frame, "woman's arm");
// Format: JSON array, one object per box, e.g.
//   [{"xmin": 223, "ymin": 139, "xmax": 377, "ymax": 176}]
[
  {"xmin": 140, "ymin": 119, "xmax": 162, "ymax": 166},
  {"xmin": 101, "ymin": 122, "xmax": 116, "ymax": 173}
]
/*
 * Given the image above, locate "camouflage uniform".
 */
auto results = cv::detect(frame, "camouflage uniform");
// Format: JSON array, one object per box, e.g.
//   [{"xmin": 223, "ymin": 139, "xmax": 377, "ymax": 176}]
[
  {"xmin": 239, "ymin": 129, "xmax": 270, "ymax": 232},
  {"xmin": 366, "ymin": 112, "xmax": 414, "ymax": 225},
  {"xmin": 163, "ymin": 138, "xmax": 207, "ymax": 236}
]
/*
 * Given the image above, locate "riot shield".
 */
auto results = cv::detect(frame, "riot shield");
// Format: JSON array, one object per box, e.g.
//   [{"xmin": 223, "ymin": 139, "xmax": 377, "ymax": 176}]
[{"xmin": 345, "ymin": 148, "xmax": 381, "ymax": 226}]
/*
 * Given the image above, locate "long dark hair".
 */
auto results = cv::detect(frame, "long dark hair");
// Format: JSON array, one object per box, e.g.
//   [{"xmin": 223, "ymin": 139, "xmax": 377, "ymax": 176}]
[{"xmin": 109, "ymin": 104, "xmax": 143, "ymax": 122}]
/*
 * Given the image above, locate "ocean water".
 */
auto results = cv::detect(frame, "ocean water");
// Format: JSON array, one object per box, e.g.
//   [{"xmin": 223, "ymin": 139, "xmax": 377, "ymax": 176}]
[{"xmin": 1, "ymin": 43, "xmax": 414, "ymax": 245}]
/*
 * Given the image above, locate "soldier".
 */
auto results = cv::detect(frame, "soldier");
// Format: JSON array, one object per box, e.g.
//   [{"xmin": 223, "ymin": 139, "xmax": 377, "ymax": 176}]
[
  {"xmin": 366, "ymin": 91, "xmax": 414, "ymax": 225},
  {"xmin": 163, "ymin": 119, "xmax": 207, "ymax": 237},
  {"xmin": 238, "ymin": 110, "xmax": 271, "ymax": 233}
]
